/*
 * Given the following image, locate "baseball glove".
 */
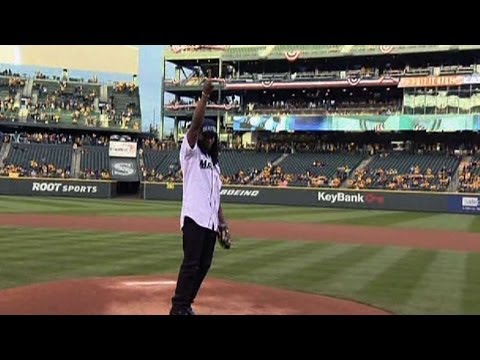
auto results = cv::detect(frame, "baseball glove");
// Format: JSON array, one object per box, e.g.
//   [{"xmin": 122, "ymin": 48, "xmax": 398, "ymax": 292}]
[{"xmin": 217, "ymin": 224, "xmax": 232, "ymax": 249}]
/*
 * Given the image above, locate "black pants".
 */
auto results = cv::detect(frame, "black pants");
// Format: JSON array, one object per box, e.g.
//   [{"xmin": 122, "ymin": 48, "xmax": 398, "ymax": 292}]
[{"xmin": 171, "ymin": 216, "xmax": 217, "ymax": 311}]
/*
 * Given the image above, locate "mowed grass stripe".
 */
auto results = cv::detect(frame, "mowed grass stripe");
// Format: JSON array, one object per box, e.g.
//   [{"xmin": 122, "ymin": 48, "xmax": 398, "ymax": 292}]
[
  {"xmin": 0, "ymin": 229, "xmax": 179, "ymax": 262},
  {"xmin": 267, "ymin": 245, "xmax": 383, "ymax": 293},
  {"xmin": 317, "ymin": 246, "xmax": 412, "ymax": 295},
  {"xmin": 0, "ymin": 225, "xmax": 177, "ymax": 241},
  {"xmin": 94, "ymin": 249, "xmax": 185, "ymax": 277},
  {"xmin": 0, "ymin": 231, "xmax": 119, "ymax": 256},
  {"xmin": 212, "ymin": 239, "xmax": 289, "ymax": 266},
  {"xmin": 237, "ymin": 243, "xmax": 359, "ymax": 285},
  {"xmin": 1, "ymin": 233, "xmax": 178, "ymax": 263},
  {"xmin": 327, "ymin": 211, "xmax": 439, "ymax": 228},
  {"xmin": 462, "ymin": 252, "xmax": 480, "ymax": 314},
  {"xmin": 402, "ymin": 251, "xmax": 467, "ymax": 314},
  {"xmin": 393, "ymin": 214, "xmax": 476, "ymax": 232},
  {"xmin": 356, "ymin": 249, "xmax": 439, "ymax": 313},
  {"xmin": 226, "ymin": 206, "xmax": 369, "ymax": 220},
  {"xmin": 248, "ymin": 209, "xmax": 399, "ymax": 223},
  {"xmin": 469, "ymin": 216, "xmax": 480, "ymax": 233},
  {"xmin": 0, "ymin": 234, "xmax": 178, "ymax": 266},
  {"xmin": 0, "ymin": 196, "xmax": 177, "ymax": 208},
  {"xmin": 0, "ymin": 227, "xmax": 176, "ymax": 247},
  {"xmin": 212, "ymin": 240, "xmax": 307, "ymax": 273},
  {"xmin": 0, "ymin": 197, "xmax": 181, "ymax": 215},
  {"xmin": 0, "ymin": 251, "xmax": 179, "ymax": 286},
  {"xmin": 214, "ymin": 242, "xmax": 334, "ymax": 281},
  {"xmin": 0, "ymin": 233, "xmax": 183, "ymax": 288},
  {"xmin": 0, "ymin": 197, "xmax": 119, "ymax": 210}
]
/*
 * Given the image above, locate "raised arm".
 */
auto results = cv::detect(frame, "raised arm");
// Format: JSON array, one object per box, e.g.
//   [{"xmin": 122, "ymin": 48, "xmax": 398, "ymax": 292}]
[{"xmin": 186, "ymin": 77, "xmax": 214, "ymax": 148}]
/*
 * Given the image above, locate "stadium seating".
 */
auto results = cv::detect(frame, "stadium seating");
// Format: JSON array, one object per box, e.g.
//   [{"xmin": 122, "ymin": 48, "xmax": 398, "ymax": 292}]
[
  {"xmin": 351, "ymin": 152, "xmax": 461, "ymax": 191},
  {"xmin": 107, "ymin": 86, "xmax": 141, "ymax": 116},
  {"xmin": 472, "ymin": 155, "xmax": 480, "ymax": 176},
  {"xmin": 143, "ymin": 148, "xmax": 284, "ymax": 178},
  {"xmin": 80, "ymin": 146, "xmax": 109, "ymax": 173},
  {"xmin": 367, "ymin": 153, "xmax": 459, "ymax": 175},
  {"xmin": 278, "ymin": 153, "xmax": 363, "ymax": 179},
  {"xmin": 5, "ymin": 143, "xmax": 72, "ymax": 170},
  {"xmin": 143, "ymin": 149, "xmax": 180, "ymax": 175},
  {"xmin": 219, "ymin": 150, "xmax": 283, "ymax": 177}
]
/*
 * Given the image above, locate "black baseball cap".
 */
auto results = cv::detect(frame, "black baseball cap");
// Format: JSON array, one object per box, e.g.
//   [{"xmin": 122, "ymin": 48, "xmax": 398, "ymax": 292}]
[{"xmin": 202, "ymin": 119, "xmax": 217, "ymax": 134}]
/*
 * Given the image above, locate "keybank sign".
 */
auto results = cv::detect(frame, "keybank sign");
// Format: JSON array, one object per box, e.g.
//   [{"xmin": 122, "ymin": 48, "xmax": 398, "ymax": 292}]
[{"xmin": 318, "ymin": 191, "xmax": 365, "ymax": 204}]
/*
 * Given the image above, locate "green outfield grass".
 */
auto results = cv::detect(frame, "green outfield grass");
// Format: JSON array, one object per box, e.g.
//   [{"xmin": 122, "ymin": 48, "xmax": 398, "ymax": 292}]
[{"xmin": 0, "ymin": 195, "xmax": 479, "ymax": 314}]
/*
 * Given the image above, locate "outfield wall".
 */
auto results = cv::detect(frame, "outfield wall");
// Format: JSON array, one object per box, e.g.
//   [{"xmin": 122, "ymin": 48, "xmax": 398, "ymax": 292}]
[
  {"xmin": 142, "ymin": 182, "xmax": 480, "ymax": 215},
  {"xmin": 0, "ymin": 178, "xmax": 116, "ymax": 198},
  {"xmin": 1, "ymin": 177, "xmax": 478, "ymax": 214}
]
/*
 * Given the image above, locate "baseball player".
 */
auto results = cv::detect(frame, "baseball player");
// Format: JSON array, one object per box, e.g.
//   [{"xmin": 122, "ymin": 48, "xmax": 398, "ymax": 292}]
[{"xmin": 169, "ymin": 76, "xmax": 232, "ymax": 315}]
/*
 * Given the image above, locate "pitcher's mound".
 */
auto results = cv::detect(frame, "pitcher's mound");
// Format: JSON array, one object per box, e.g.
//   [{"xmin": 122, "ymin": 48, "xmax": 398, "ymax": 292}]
[{"xmin": 0, "ymin": 275, "xmax": 390, "ymax": 315}]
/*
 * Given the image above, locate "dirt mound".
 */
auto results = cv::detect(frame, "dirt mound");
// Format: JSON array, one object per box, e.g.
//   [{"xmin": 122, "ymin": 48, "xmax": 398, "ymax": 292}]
[{"xmin": 0, "ymin": 275, "xmax": 389, "ymax": 315}]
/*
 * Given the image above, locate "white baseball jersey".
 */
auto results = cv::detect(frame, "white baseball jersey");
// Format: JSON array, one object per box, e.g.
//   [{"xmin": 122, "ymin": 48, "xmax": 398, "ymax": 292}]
[{"xmin": 179, "ymin": 134, "xmax": 222, "ymax": 231}]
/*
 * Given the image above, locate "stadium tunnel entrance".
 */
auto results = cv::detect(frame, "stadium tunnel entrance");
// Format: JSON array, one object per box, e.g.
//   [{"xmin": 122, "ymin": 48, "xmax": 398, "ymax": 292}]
[{"xmin": 116, "ymin": 181, "xmax": 141, "ymax": 198}]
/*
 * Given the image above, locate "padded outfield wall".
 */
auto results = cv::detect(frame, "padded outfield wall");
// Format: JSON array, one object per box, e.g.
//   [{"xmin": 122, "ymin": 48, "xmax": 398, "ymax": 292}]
[
  {"xmin": 0, "ymin": 178, "xmax": 116, "ymax": 198},
  {"xmin": 142, "ymin": 182, "xmax": 480, "ymax": 215},
  {"xmin": 1, "ymin": 178, "xmax": 478, "ymax": 214}
]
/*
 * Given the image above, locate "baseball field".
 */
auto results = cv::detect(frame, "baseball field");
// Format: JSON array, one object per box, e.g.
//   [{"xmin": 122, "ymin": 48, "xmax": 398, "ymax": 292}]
[{"xmin": 0, "ymin": 195, "xmax": 479, "ymax": 315}]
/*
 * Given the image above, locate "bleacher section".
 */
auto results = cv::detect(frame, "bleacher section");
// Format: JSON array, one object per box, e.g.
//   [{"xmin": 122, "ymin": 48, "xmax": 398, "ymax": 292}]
[
  {"xmin": 33, "ymin": 79, "xmax": 61, "ymax": 99},
  {"xmin": 0, "ymin": 133, "xmax": 477, "ymax": 194},
  {"xmin": 80, "ymin": 146, "xmax": 109, "ymax": 173},
  {"xmin": 367, "ymin": 153, "xmax": 459, "ymax": 175},
  {"xmin": 351, "ymin": 152, "xmax": 461, "ymax": 191},
  {"xmin": 143, "ymin": 149, "xmax": 282, "ymax": 180},
  {"xmin": 219, "ymin": 151, "xmax": 282, "ymax": 177},
  {"xmin": 5, "ymin": 143, "xmax": 72, "ymax": 171},
  {"xmin": 472, "ymin": 155, "xmax": 480, "ymax": 176},
  {"xmin": 143, "ymin": 149, "xmax": 180, "ymax": 175},
  {"xmin": 0, "ymin": 76, "xmax": 18, "ymax": 118},
  {"xmin": 0, "ymin": 83, "xmax": 12, "ymax": 98},
  {"xmin": 106, "ymin": 86, "xmax": 141, "ymax": 115},
  {"xmin": 0, "ymin": 143, "xmax": 73, "ymax": 178},
  {"xmin": 140, "ymin": 148, "xmax": 465, "ymax": 191},
  {"xmin": 279, "ymin": 153, "xmax": 363, "ymax": 179},
  {"xmin": 458, "ymin": 155, "xmax": 480, "ymax": 193},
  {"xmin": 0, "ymin": 71, "xmax": 140, "ymax": 131}
]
